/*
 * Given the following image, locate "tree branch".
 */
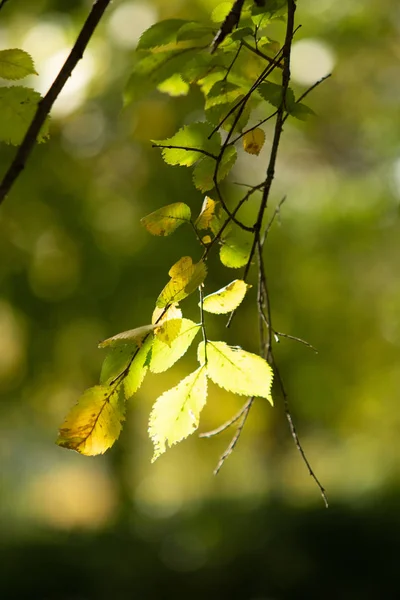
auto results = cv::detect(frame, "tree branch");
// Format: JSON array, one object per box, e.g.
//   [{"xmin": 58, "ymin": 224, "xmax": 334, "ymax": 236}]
[{"xmin": 0, "ymin": 0, "xmax": 113, "ymax": 206}]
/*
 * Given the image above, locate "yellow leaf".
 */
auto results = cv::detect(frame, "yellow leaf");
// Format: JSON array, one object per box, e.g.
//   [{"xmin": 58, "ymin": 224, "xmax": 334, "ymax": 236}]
[
  {"xmin": 195, "ymin": 196, "xmax": 225, "ymax": 235},
  {"xmin": 242, "ymin": 127, "xmax": 266, "ymax": 156},
  {"xmin": 149, "ymin": 366, "xmax": 207, "ymax": 461},
  {"xmin": 202, "ymin": 235, "xmax": 212, "ymax": 245},
  {"xmin": 152, "ymin": 303, "xmax": 182, "ymax": 325},
  {"xmin": 98, "ymin": 324, "xmax": 155, "ymax": 348},
  {"xmin": 151, "ymin": 318, "xmax": 200, "ymax": 373},
  {"xmin": 198, "ymin": 340, "xmax": 273, "ymax": 403},
  {"xmin": 202, "ymin": 279, "xmax": 250, "ymax": 314},
  {"xmin": 124, "ymin": 335, "xmax": 153, "ymax": 399},
  {"xmin": 141, "ymin": 202, "xmax": 191, "ymax": 236},
  {"xmin": 56, "ymin": 386, "xmax": 125, "ymax": 456},
  {"xmin": 156, "ymin": 256, "xmax": 207, "ymax": 307},
  {"xmin": 155, "ymin": 317, "xmax": 182, "ymax": 346}
]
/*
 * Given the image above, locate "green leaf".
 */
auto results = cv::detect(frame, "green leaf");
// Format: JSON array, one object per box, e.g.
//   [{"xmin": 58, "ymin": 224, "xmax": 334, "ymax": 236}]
[
  {"xmin": 137, "ymin": 19, "xmax": 189, "ymax": 50},
  {"xmin": 56, "ymin": 386, "xmax": 125, "ymax": 456},
  {"xmin": 125, "ymin": 49, "xmax": 198, "ymax": 103},
  {"xmin": 198, "ymin": 340, "xmax": 273, "ymax": 402},
  {"xmin": 157, "ymin": 73, "xmax": 190, "ymax": 97},
  {"xmin": 220, "ymin": 232, "xmax": 252, "ymax": 268},
  {"xmin": 0, "ymin": 86, "xmax": 49, "ymax": 145},
  {"xmin": 124, "ymin": 335, "xmax": 153, "ymax": 399},
  {"xmin": 290, "ymin": 102, "xmax": 316, "ymax": 121},
  {"xmin": 153, "ymin": 122, "xmax": 220, "ymax": 167},
  {"xmin": 211, "ymin": 2, "xmax": 234, "ymax": 23},
  {"xmin": 230, "ymin": 27, "xmax": 254, "ymax": 41},
  {"xmin": 177, "ymin": 22, "xmax": 214, "ymax": 42},
  {"xmin": 156, "ymin": 256, "xmax": 207, "ymax": 308},
  {"xmin": 149, "ymin": 366, "xmax": 208, "ymax": 461},
  {"xmin": 150, "ymin": 318, "xmax": 200, "ymax": 373},
  {"xmin": 0, "ymin": 49, "xmax": 37, "ymax": 80},
  {"xmin": 202, "ymin": 279, "xmax": 250, "ymax": 314},
  {"xmin": 205, "ymin": 80, "xmax": 244, "ymax": 109},
  {"xmin": 141, "ymin": 202, "xmax": 191, "ymax": 236},
  {"xmin": 98, "ymin": 324, "xmax": 156, "ymax": 348},
  {"xmin": 100, "ymin": 344, "xmax": 137, "ymax": 385},
  {"xmin": 193, "ymin": 145, "xmax": 237, "ymax": 192},
  {"xmin": 251, "ymin": 0, "xmax": 286, "ymax": 25},
  {"xmin": 258, "ymin": 81, "xmax": 295, "ymax": 110}
]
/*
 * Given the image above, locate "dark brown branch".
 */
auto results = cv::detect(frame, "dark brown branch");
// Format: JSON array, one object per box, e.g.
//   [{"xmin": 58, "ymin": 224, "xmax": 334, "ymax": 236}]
[
  {"xmin": 211, "ymin": 0, "xmax": 245, "ymax": 54},
  {"xmin": 0, "ymin": 0, "xmax": 113, "ymax": 206},
  {"xmin": 152, "ymin": 144, "xmax": 218, "ymax": 160}
]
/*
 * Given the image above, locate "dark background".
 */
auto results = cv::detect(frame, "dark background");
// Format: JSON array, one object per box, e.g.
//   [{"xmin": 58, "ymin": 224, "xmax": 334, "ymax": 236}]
[{"xmin": 1, "ymin": 0, "xmax": 399, "ymax": 598}]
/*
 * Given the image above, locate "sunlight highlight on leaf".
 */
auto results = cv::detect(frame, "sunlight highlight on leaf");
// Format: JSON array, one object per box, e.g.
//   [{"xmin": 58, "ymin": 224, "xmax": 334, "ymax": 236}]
[
  {"xmin": 156, "ymin": 256, "xmax": 207, "ymax": 307},
  {"xmin": 98, "ymin": 324, "xmax": 156, "ymax": 348},
  {"xmin": 124, "ymin": 335, "xmax": 153, "ymax": 399},
  {"xmin": 150, "ymin": 318, "xmax": 200, "ymax": 373},
  {"xmin": 149, "ymin": 366, "xmax": 207, "ymax": 461},
  {"xmin": 56, "ymin": 386, "xmax": 125, "ymax": 456},
  {"xmin": 0, "ymin": 49, "xmax": 37, "ymax": 80},
  {"xmin": 202, "ymin": 279, "xmax": 250, "ymax": 314},
  {"xmin": 153, "ymin": 122, "xmax": 220, "ymax": 167},
  {"xmin": 141, "ymin": 202, "xmax": 191, "ymax": 236},
  {"xmin": 198, "ymin": 340, "xmax": 273, "ymax": 403}
]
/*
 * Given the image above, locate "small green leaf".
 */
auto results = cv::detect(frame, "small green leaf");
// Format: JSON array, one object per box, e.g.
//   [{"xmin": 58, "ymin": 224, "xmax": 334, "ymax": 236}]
[
  {"xmin": 205, "ymin": 81, "xmax": 244, "ymax": 109},
  {"xmin": 57, "ymin": 386, "xmax": 125, "ymax": 456},
  {"xmin": 193, "ymin": 145, "xmax": 237, "ymax": 192},
  {"xmin": 220, "ymin": 232, "xmax": 252, "ymax": 268},
  {"xmin": 177, "ymin": 22, "xmax": 214, "ymax": 42},
  {"xmin": 0, "ymin": 49, "xmax": 37, "ymax": 80},
  {"xmin": 156, "ymin": 256, "xmax": 207, "ymax": 308},
  {"xmin": 258, "ymin": 81, "xmax": 295, "ymax": 110},
  {"xmin": 149, "ymin": 366, "xmax": 208, "ymax": 461},
  {"xmin": 150, "ymin": 318, "xmax": 200, "ymax": 373},
  {"xmin": 0, "ymin": 86, "xmax": 49, "ymax": 145},
  {"xmin": 137, "ymin": 19, "xmax": 189, "ymax": 50},
  {"xmin": 141, "ymin": 202, "xmax": 191, "ymax": 236},
  {"xmin": 154, "ymin": 122, "xmax": 220, "ymax": 167},
  {"xmin": 124, "ymin": 335, "xmax": 153, "ymax": 399},
  {"xmin": 157, "ymin": 73, "xmax": 190, "ymax": 97},
  {"xmin": 290, "ymin": 102, "xmax": 315, "ymax": 121},
  {"xmin": 230, "ymin": 27, "xmax": 253, "ymax": 41},
  {"xmin": 100, "ymin": 345, "xmax": 137, "ymax": 385},
  {"xmin": 211, "ymin": 2, "xmax": 234, "ymax": 23},
  {"xmin": 198, "ymin": 340, "xmax": 273, "ymax": 403},
  {"xmin": 202, "ymin": 279, "xmax": 250, "ymax": 314}
]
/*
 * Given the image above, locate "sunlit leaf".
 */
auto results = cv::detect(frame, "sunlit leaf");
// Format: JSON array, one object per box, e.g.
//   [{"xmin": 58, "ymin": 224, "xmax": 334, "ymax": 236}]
[
  {"xmin": 99, "ymin": 324, "xmax": 155, "ymax": 348},
  {"xmin": 243, "ymin": 127, "xmax": 266, "ymax": 155},
  {"xmin": 57, "ymin": 386, "xmax": 125, "ymax": 456},
  {"xmin": 157, "ymin": 73, "xmax": 190, "ymax": 97},
  {"xmin": 137, "ymin": 19, "xmax": 189, "ymax": 50},
  {"xmin": 100, "ymin": 344, "xmax": 137, "ymax": 385},
  {"xmin": 202, "ymin": 279, "xmax": 250, "ymax": 314},
  {"xmin": 220, "ymin": 233, "xmax": 252, "ymax": 268},
  {"xmin": 152, "ymin": 303, "xmax": 182, "ymax": 325},
  {"xmin": 0, "ymin": 49, "xmax": 37, "ymax": 80},
  {"xmin": 177, "ymin": 22, "xmax": 214, "ymax": 42},
  {"xmin": 141, "ymin": 202, "xmax": 191, "ymax": 236},
  {"xmin": 149, "ymin": 366, "xmax": 207, "ymax": 461},
  {"xmin": 153, "ymin": 122, "xmax": 220, "ymax": 167},
  {"xmin": 156, "ymin": 256, "xmax": 207, "ymax": 307},
  {"xmin": 205, "ymin": 80, "xmax": 244, "ymax": 109},
  {"xmin": 156, "ymin": 317, "xmax": 182, "ymax": 346},
  {"xmin": 193, "ymin": 146, "xmax": 237, "ymax": 192},
  {"xmin": 211, "ymin": 2, "xmax": 234, "ymax": 23},
  {"xmin": 195, "ymin": 196, "xmax": 219, "ymax": 230},
  {"xmin": 198, "ymin": 341, "xmax": 273, "ymax": 403},
  {"xmin": 124, "ymin": 335, "xmax": 153, "ymax": 399},
  {"xmin": 150, "ymin": 318, "xmax": 200, "ymax": 373},
  {"xmin": 0, "ymin": 86, "xmax": 49, "ymax": 145}
]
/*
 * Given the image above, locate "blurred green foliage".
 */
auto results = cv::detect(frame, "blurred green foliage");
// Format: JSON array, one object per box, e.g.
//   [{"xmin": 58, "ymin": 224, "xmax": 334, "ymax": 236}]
[{"xmin": 0, "ymin": 0, "xmax": 400, "ymax": 596}]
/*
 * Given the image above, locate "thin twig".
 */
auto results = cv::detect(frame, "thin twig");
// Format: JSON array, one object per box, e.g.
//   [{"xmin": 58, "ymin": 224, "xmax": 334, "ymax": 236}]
[
  {"xmin": 241, "ymin": 38, "xmax": 283, "ymax": 69},
  {"xmin": 213, "ymin": 397, "xmax": 254, "ymax": 474},
  {"xmin": 261, "ymin": 195, "xmax": 286, "ymax": 245},
  {"xmin": 274, "ymin": 331, "xmax": 318, "ymax": 353},
  {"xmin": 0, "ymin": 0, "xmax": 113, "ymax": 206},
  {"xmin": 200, "ymin": 397, "xmax": 253, "ymax": 438}
]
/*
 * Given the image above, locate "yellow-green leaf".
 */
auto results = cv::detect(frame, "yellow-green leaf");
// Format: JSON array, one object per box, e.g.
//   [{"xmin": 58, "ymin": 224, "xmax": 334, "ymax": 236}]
[
  {"xmin": 156, "ymin": 256, "xmax": 207, "ymax": 307},
  {"xmin": 198, "ymin": 340, "xmax": 273, "ymax": 403},
  {"xmin": 56, "ymin": 386, "xmax": 125, "ymax": 456},
  {"xmin": 149, "ymin": 366, "xmax": 207, "ymax": 461},
  {"xmin": 150, "ymin": 318, "xmax": 200, "ymax": 373},
  {"xmin": 211, "ymin": 2, "xmax": 234, "ymax": 23},
  {"xmin": 243, "ymin": 127, "xmax": 266, "ymax": 155},
  {"xmin": 157, "ymin": 73, "xmax": 190, "ymax": 97},
  {"xmin": 195, "ymin": 196, "xmax": 218, "ymax": 230},
  {"xmin": 100, "ymin": 345, "xmax": 137, "ymax": 385},
  {"xmin": 0, "ymin": 86, "xmax": 49, "ymax": 145},
  {"xmin": 152, "ymin": 303, "xmax": 182, "ymax": 325},
  {"xmin": 220, "ymin": 234, "xmax": 252, "ymax": 268},
  {"xmin": 124, "ymin": 335, "xmax": 153, "ymax": 399},
  {"xmin": 0, "ymin": 49, "xmax": 37, "ymax": 80},
  {"xmin": 99, "ymin": 324, "xmax": 155, "ymax": 348},
  {"xmin": 141, "ymin": 202, "xmax": 191, "ymax": 236},
  {"xmin": 202, "ymin": 279, "xmax": 250, "ymax": 314},
  {"xmin": 155, "ymin": 317, "xmax": 182, "ymax": 346}
]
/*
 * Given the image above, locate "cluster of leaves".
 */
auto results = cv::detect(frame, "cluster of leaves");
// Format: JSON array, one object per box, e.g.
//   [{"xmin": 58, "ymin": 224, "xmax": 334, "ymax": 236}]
[
  {"xmin": 0, "ymin": 48, "xmax": 48, "ymax": 145},
  {"xmin": 57, "ymin": 0, "xmax": 309, "ymax": 462}
]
